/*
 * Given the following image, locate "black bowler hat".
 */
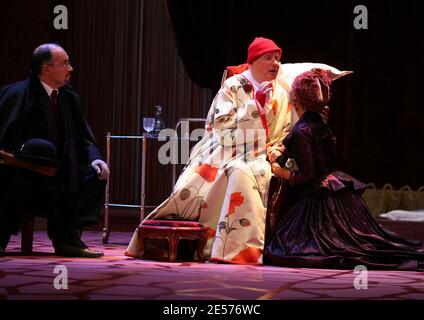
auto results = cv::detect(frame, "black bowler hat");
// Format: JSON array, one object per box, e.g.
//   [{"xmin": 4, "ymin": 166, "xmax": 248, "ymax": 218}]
[{"xmin": 14, "ymin": 138, "xmax": 59, "ymax": 167}]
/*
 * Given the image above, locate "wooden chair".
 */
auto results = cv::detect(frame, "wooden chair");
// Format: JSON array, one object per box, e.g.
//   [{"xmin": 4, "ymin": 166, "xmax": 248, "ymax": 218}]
[{"xmin": 1, "ymin": 150, "xmax": 56, "ymax": 255}]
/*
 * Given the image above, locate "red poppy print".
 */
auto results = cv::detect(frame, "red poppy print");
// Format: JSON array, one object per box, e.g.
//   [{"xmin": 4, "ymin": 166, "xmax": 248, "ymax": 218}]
[
  {"xmin": 196, "ymin": 164, "xmax": 218, "ymax": 183},
  {"xmin": 231, "ymin": 246, "xmax": 262, "ymax": 264},
  {"xmin": 206, "ymin": 227, "xmax": 216, "ymax": 240},
  {"xmin": 228, "ymin": 192, "xmax": 244, "ymax": 215}
]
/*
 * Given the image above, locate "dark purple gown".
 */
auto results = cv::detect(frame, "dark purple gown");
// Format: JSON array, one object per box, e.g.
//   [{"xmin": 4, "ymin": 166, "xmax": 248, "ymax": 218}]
[{"xmin": 265, "ymin": 111, "xmax": 424, "ymax": 270}]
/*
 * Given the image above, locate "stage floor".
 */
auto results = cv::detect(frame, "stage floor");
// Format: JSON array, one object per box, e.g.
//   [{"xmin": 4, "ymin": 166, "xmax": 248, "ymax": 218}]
[{"xmin": 1, "ymin": 230, "xmax": 424, "ymax": 300}]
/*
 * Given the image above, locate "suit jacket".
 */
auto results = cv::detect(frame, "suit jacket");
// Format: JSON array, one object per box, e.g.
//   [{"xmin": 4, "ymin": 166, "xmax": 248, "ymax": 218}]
[{"xmin": 0, "ymin": 73, "xmax": 102, "ymax": 193}]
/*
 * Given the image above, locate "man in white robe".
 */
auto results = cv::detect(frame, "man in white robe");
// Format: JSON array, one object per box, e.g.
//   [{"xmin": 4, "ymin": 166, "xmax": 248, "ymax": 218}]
[{"xmin": 126, "ymin": 37, "xmax": 349, "ymax": 264}]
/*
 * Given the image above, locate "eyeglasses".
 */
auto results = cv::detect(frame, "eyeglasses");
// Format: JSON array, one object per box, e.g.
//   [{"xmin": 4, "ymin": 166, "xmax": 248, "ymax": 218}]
[{"xmin": 46, "ymin": 61, "xmax": 72, "ymax": 68}]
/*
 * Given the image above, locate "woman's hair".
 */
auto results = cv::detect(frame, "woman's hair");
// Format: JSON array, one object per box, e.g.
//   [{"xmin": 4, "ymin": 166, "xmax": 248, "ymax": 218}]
[{"xmin": 290, "ymin": 68, "xmax": 332, "ymax": 114}]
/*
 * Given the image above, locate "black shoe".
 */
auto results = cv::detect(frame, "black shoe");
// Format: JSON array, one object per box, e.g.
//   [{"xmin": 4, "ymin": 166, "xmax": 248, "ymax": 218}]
[{"xmin": 55, "ymin": 244, "xmax": 104, "ymax": 258}]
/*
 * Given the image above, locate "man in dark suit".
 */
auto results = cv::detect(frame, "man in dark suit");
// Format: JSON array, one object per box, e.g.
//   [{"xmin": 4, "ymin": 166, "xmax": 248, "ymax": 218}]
[{"xmin": 0, "ymin": 43, "xmax": 109, "ymax": 257}]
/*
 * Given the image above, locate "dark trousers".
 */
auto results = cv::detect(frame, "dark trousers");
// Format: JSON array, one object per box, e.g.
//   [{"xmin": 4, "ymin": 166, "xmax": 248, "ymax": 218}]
[{"xmin": 0, "ymin": 165, "xmax": 105, "ymax": 248}]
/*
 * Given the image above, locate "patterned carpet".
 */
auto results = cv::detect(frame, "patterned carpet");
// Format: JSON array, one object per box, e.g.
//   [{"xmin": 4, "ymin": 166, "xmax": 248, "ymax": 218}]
[{"xmin": 1, "ymin": 228, "xmax": 424, "ymax": 300}]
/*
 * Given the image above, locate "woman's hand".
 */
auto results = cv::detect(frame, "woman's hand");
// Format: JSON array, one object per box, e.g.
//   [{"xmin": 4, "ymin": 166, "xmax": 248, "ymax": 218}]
[
  {"xmin": 267, "ymin": 145, "xmax": 285, "ymax": 163},
  {"xmin": 271, "ymin": 162, "xmax": 290, "ymax": 180}
]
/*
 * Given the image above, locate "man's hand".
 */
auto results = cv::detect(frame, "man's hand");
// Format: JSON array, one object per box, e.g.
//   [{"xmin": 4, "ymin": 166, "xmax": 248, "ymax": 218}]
[{"xmin": 91, "ymin": 159, "xmax": 110, "ymax": 180}]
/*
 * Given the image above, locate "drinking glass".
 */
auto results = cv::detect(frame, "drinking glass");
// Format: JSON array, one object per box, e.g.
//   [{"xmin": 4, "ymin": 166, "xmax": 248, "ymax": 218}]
[{"xmin": 143, "ymin": 117, "xmax": 155, "ymax": 137}]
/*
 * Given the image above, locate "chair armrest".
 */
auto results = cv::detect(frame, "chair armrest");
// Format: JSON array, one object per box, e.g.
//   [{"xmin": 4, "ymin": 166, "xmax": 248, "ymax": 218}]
[{"xmin": 0, "ymin": 150, "xmax": 57, "ymax": 177}]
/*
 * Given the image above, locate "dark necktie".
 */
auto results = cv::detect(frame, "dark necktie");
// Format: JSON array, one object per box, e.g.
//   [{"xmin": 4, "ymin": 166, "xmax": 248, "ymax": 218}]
[{"xmin": 50, "ymin": 90, "xmax": 60, "ymax": 145}]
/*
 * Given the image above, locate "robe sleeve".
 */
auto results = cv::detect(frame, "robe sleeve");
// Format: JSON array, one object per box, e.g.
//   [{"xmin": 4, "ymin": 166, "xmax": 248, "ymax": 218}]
[{"xmin": 81, "ymin": 118, "xmax": 103, "ymax": 163}]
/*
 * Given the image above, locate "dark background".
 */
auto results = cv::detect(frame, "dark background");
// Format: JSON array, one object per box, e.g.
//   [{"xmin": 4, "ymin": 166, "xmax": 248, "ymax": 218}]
[{"xmin": 1, "ymin": 0, "xmax": 423, "ymax": 212}]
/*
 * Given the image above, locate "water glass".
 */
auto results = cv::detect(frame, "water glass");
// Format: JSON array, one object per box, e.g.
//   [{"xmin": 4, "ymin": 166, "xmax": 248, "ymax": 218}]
[{"xmin": 143, "ymin": 117, "xmax": 155, "ymax": 136}]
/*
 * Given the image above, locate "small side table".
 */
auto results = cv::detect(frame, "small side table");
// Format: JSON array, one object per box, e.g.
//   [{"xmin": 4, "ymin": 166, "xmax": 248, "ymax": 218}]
[{"xmin": 103, "ymin": 133, "xmax": 153, "ymax": 244}]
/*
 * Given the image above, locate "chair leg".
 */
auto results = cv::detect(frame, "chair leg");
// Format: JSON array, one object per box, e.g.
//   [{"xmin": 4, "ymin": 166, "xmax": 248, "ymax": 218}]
[{"xmin": 21, "ymin": 215, "xmax": 34, "ymax": 255}]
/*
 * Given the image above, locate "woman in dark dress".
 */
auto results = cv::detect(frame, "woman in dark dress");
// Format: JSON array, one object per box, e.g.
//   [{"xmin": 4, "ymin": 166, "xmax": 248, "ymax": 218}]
[{"xmin": 265, "ymin": 69, "xmax": 424, "ymax": 270}]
